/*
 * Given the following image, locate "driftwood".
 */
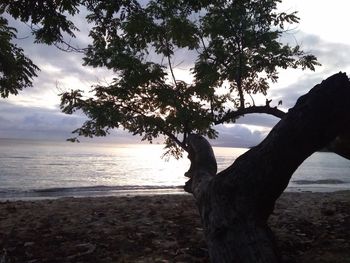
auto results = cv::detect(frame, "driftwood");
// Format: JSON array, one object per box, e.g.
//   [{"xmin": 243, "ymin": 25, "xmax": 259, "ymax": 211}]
[{"xmin": 184, "ymin": 72, "xmax": 350, "ymax": 262}]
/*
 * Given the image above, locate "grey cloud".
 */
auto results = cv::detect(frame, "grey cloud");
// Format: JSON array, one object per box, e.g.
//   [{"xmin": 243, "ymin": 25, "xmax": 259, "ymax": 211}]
[
  {"xmin": 269, "ymin": 75, "xmax": 324, "ymax": 109},
  {"xmin": 6, "ymin": 13, "xmax": 110, "ymax": 92},
  {"xmin": 298, "ymin": 33, "xmax": 350, "ymax": 73},
  {"xmin": 0, "ymin": 101, "xmax": 84, "ymax": 139},
  {"xmin": 267, "ymin": 31, "xmax": 350, "ymax": 110},
  {"xmin": 0, "ymin": 101, "xmax": 144, "ymax": 143},
  {"xmin": 0, "ymin": 99, "xmax": 270, "ymax": 147},
  {"xmin": 211, "ymin": 124, "xmax": 266, "ymax": 148},
  {"xmin": 236, "ymin": 114, "xmax": 280, "ymax": 128}
]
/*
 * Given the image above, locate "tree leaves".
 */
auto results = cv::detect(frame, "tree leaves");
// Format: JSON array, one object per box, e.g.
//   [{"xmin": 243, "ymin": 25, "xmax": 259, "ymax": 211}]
[
  {"xmin": 193, "ymin": 0, "xmax": 320, "ymax": 111},
  {"xmin": 0, "ymin": 17, "xmax": 39, "ymax": 98},
  {"xmin": 3, "ymin": 0, "xmax": 320, "ymax": 157}
]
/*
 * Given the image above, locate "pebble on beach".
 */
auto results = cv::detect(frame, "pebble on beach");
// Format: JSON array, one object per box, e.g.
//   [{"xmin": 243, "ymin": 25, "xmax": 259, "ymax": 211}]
[{"xmin": 0, "ymin": 192, "xmax": 349, "ymax": 263}]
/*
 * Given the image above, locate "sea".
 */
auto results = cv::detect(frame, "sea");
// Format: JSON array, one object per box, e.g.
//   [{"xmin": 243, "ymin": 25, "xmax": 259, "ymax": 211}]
[{"xmin": 0, "ymin": 138, "xmax": 350, "ymax": 200}]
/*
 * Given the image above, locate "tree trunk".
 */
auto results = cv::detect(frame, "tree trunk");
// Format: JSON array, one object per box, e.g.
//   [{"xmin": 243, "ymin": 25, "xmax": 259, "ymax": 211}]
[{"xmin": 184, "ymin": 72, "xmax": 350, "ymax": 262}]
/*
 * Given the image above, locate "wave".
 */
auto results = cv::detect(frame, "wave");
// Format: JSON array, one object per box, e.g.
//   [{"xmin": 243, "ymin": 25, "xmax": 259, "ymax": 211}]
[
  {"xmin": 0, "ymin": 156, "xmax": 34, "ymax": 159},
  {"xmin": 0, "ymin": 185, "xmax": 185, "ymax": 200},
  {"xmin": 292, "ymin": 179, "xmax": 346, "ymax": 185},
  {"xmin": 33, "ymin": 185, "xmax": 183, "ymax": 193}
]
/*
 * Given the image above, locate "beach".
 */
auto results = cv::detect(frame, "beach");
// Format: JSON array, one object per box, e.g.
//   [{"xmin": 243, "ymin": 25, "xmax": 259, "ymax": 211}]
[{"xmin": 0, "ymin": 192, "xmax": 350, "ymax": 263}]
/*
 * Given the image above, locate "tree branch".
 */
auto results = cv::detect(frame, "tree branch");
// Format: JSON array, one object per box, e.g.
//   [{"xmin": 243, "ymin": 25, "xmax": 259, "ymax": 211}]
[
  {"xmin": 54, "ymin": 40, "xmax": 87, "ymax": 53},
  {"xmin": 186, "ymin": 72, "xmax": 350, "ymax": 263},
  {"xmin": 121, "ymin": 103, "xmax": 188, "ymax": 151},
  {"xmin": 165, "ymin": 40, "xmax": 178, "ymax": 88},
  {"xmin": 214, "ymin": 105, "xmax": 286, "ymax": 125}
]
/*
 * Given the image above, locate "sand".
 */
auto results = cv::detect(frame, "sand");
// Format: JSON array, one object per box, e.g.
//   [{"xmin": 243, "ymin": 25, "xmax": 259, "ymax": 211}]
[{"xmin": 0, "ymin": 191, "xmax": 349, "ymax": 263}]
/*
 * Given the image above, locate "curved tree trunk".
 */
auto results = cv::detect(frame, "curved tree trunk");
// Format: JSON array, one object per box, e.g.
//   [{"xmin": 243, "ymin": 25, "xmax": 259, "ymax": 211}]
[{"xmin": 184, "ymin": 72, "xmax": 350, "ymax": 262}]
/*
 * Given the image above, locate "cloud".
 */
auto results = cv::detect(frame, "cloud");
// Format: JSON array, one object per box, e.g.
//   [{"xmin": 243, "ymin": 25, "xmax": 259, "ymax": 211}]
[
  {"xmin": 268, "ymin": 74, "xmax": 323, "ymax": 109},
  {"xmin": 210, "ymin": 124, "xmax": 267, "ymax": 148},
  {"xmin": 0, "ymin": 100, "xmax": 149, "ymax": 143},
  {"xmin": 267, "ymin": 31, "xmax": 350, "ymax": 110},
  {"xmin": 298, "ymin": 33, "xmax": 350, "ymax": 74},
  {"xmin": 1, "ymin": 98, "xmax": 269, "ymax": 147},
  {"xmin": 0, "ymin": 101, "xmax": 84, "ymax": 139},
  {"xmin": 235, "ymin": 114, "xmax": 280, "ymax": 128}
]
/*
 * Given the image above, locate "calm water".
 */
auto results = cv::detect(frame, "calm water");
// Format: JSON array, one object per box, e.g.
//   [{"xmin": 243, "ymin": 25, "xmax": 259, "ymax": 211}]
[{"xmin": 0, "ymin": 139, "xmax": 349, "ymax": 199}]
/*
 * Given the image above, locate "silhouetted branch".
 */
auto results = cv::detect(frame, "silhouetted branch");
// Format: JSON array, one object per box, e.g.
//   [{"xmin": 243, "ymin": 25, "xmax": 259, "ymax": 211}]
[
  {"xmin": 215, "ymin": 105, "xmax": 286, "ymax": 125},
  {"xmin": 186, "ymin": 72, "xmax": 350, "ymax": 263}
]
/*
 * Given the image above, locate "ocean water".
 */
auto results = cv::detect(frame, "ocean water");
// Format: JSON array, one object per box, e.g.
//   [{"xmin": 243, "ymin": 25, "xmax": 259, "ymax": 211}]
[{"xmin": 0, "ymin": 139, "xmax": 349, "ymax": 200}]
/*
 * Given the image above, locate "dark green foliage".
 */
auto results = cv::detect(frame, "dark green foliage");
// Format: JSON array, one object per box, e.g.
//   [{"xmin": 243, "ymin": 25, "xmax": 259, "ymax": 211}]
[
  {"xmin": 0, "ymin": 17, "xmax": 39, "ymax": 97},
  {"xmin": 193, "ymin": 0, "xmax": 319, "ymax": 109},
  {"xmin": 2, "ymin": 0, "xmax": 320, "ymax": 157},
  {"xmin": 0, "ymin": 0, "xmax": 80, "ymax": 44},
  {"xmin": 0, "ymin": 0, "xmax": 84, "ymax": 98}
]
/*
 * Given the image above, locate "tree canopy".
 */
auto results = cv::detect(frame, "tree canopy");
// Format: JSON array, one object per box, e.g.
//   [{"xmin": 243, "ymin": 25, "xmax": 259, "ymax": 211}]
[
  {"xmin": 0, "ymin": 16, "xmax": 39, "ymax": 98},
  {"xmin": 1, "ymin": 0, "xmax": 320, "ymax": 156}
]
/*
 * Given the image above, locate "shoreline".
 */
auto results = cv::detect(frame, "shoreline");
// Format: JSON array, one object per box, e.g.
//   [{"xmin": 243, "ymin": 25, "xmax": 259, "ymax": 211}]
[
  {"xmin": 0, "ymin": 186, "xmax": 188, "ymax": 202},
  {"xmin": 1, "ymin": 191, "xmax": 350, "ymax": 262},
  {"xmin": 1, "ymin": 184, "xmax": 350, "ymax": 202}
]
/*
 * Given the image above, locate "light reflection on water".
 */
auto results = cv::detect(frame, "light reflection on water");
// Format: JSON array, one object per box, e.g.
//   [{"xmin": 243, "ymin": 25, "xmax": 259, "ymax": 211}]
[
  {"xmin": 0, "ymin": 142, "xmax": 187, "ymax": 189},
  {"xmin": 0, "ymin": 139, "xmax": 349, "ymax": 198},
  {"xmin": 215, "ymin": 147, "xmax": 247, "ymax": 172}
]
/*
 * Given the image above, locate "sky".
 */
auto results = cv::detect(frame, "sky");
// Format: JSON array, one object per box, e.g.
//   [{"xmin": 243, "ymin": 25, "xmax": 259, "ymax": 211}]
[{"xmin": 1, "ymin": 0, "xmax": 350, "ymax": 147}]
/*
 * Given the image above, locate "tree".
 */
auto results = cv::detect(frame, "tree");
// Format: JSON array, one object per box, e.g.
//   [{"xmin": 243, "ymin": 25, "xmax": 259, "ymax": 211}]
[
  {"xmin": 2, "ymin": 0, "xmax": 333, "ymax": 262},
  {"xmin": 60, "ymin": 0, "xmax": 319, "ymax": 155},
  {"xmin": 1, "ymin": 0, "xmax": 319, "ymax": 154},
  {"xmin": 0, "ymin": 16, "xmax": 39, "ymax": 98},
  {"xmin": 0, "ymin": 0, "xmax": 81, "ymax": 98},
  {"xmin": 185, "ymin": 72, "xmax": 350, "ymax": 262}
]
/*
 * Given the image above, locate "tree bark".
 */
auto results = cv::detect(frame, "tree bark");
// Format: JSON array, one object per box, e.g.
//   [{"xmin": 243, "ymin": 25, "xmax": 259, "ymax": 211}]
[{"xmin": 184, "ymin": 72, "xmax": 350, "ymax": 262}]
